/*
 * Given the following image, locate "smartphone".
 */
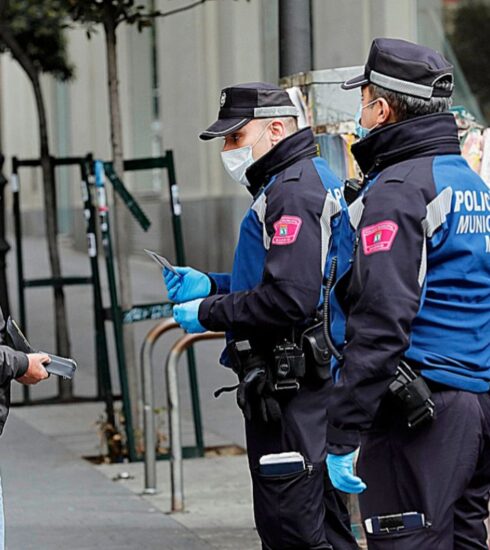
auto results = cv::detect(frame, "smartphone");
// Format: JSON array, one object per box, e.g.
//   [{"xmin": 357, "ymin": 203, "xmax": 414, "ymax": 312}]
[
  {"xmin": 43, "ymin": 354, "xmax": 77, "ymax": 380},
  {"xmin": 144, "ymin": 249, "xmax": 181, "ymax": 277}
]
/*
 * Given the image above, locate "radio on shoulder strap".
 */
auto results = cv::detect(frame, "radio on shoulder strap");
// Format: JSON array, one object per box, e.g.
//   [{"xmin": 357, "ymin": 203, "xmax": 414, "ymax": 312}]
[{"xmin": 344, "ymin": 178, "xmax": 364, "ymax": 205}]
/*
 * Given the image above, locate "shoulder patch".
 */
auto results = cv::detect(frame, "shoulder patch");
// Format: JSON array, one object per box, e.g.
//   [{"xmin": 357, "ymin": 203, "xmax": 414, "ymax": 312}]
[
  {"xmin": 361, "ymin": 220, "xmax": 398, "ymax": 255},
  {"xmin": 272, "ymin": 215, "xmax": 302, "ymax": 245}
]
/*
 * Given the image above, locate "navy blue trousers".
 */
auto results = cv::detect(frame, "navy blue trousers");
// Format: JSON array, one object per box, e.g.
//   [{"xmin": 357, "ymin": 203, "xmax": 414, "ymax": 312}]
[
  {"xmin": 357, "ymin": 390, "xmax": 490, "ymax": 549},
  {"xmin": 245, "ymin": 377, "xmax": 359, "ymax": 550}
]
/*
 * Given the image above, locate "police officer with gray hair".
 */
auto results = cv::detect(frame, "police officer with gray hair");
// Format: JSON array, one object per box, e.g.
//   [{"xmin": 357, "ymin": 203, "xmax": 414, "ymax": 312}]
[
  {"xmin": 163, "ymin": 82, "xmax": 358, "ymax": 549},
  {"xmin": 325, "ymin": 38, "xmax": 490, "ymax": 549}
]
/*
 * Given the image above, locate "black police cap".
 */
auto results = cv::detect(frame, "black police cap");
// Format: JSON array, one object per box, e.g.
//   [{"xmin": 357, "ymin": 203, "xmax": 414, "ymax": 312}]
[
  {"xmin": 200, "ymin": 82, "xmax": 298, "ymax": 141},
  {"xmin": 342, "ymin": 38, "xmax": 454, "ymax": 99}
]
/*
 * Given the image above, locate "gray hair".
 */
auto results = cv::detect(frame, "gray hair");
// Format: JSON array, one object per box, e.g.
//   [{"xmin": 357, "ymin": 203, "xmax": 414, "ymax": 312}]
[{"xmin": 369, "ymin": 83, "xmax": 453, "ymax": 122}]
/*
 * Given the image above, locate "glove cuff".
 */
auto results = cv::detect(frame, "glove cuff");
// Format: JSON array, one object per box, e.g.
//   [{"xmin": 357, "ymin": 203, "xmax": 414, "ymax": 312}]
[{"xmin": 208, "ymin": 276, "xmax": 217, "ymax": 296}]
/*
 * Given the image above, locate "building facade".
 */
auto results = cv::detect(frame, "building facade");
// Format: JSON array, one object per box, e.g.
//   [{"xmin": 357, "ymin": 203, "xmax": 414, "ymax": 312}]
[{"xmin": 0, "ymin": 0, "xmax": 479, "ymax": 270}]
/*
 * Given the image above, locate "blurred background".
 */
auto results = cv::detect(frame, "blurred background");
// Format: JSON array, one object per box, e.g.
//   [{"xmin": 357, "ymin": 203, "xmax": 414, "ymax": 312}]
[
  {"xmin": 1, "ymin": 0, "xmax": 488, "ymax": 271},
  {"xmin": 0, "ymin": 5, "xmax": 488, "ymax": 546}
]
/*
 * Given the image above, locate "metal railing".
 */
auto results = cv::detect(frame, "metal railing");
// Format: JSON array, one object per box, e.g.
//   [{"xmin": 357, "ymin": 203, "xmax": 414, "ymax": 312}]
[
  {"xmin": 166, "ymin": 331, "xmax": 225, "ymax": 512},
  {"xmin": 140, "ymin": 318, "xmax": 180, "ymax": 494}
]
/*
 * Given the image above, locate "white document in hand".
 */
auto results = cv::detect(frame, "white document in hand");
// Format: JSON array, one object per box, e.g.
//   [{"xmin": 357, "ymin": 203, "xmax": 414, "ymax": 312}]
[{"xmin": 144, "ymin": 249, "xmax": 181, "ymax": 276}]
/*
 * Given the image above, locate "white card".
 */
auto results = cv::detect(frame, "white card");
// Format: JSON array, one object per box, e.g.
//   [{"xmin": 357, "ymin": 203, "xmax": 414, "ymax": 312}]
[{"xmin": 144, "ymin": 249, "xmax": 180, "ymax": 276}]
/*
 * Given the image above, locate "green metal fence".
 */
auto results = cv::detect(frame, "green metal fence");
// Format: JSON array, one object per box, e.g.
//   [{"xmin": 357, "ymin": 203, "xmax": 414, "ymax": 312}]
[{"xmin": 92, "ymin": 153, "xmax": 203, "ymax": 461}]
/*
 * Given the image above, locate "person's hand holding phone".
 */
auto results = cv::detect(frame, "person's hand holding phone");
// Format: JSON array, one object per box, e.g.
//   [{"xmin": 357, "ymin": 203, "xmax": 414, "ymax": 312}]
[{"xmin": 17, "ymin": 353, "xmax": 51, "ymax": 385}]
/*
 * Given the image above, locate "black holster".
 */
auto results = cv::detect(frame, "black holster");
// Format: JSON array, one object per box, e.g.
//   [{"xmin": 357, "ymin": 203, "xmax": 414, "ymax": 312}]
[
  {"xmin": 219, "ymin": 340, "xmax": 282, "ymax": 423},
  {"xmin": 388, "ymin": 361, "xmax": 435, "ymax": 428},
  {"xmin": 227, "ymin": 339, "xmax": 268, "ymax": 380}
]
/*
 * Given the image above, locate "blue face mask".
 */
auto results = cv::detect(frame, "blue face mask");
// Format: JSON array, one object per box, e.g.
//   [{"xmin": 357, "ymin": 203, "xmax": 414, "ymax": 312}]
[{"xmin": 355, "ymin": 99, "xmax": 380, "ymax": 139}]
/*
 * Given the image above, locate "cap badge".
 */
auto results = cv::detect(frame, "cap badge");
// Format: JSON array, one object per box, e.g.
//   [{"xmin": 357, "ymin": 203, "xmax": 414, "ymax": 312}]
[{"xmin": 220, "ymin": 92, "xmax": 226, "ymax": 107}]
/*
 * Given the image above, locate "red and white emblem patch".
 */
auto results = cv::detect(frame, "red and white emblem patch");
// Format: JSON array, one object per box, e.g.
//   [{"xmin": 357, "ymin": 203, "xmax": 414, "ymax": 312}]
[
  {"xmin": 272, "ymin": 215, "xmax": 302, "ymax": 245},
  {"xmin": 361, "ymin": 220, "xmax": 399, "ymax": 255}
]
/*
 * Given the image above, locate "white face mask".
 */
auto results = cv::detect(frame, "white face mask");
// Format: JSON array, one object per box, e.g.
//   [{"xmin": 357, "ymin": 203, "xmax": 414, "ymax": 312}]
[{"xmin": 220, "ymin": 123, "xmax": 270, "ymax": 186}]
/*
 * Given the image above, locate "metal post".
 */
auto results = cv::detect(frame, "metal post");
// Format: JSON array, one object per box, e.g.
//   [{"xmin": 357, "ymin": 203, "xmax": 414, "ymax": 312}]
[
  {"xmin": 166, "ymin": 151, "xmax": 204, "ymax": 456},
  {"xmin": 279, "ymin": 0, "xmax": 313, "ymax": 78},
  {"xmin": 166, "ymin": 331, "xmax": 225, "ymax": 512},
  {"xmin": 54, "ymin": 156, "xmax": 74, "ymax": 401},
  {"xmin": 167, "ymin": 342, "xmax": 183, "ymax": 513},
  {"xmin": 80, "ymin": 157, "xmax": 115, "ymax": 427},
  {"xmin": 140, "ymin": 318, "xmax": 179, "ymax": 494},
  {"xmin": 94, "ymin": 160, "xmax": 136, "ymax": 461},
  {"xmin": 149, "ymin": 0, "xmax": 163, "ymax": 192}
]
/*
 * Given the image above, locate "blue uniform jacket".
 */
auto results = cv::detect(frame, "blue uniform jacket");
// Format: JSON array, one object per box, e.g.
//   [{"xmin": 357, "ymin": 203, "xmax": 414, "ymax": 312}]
[
  {"xmin": 327, "ymin": 112, "xmax": 490, "ymax": 452},
  {"xmin": 197, "ymin": 128, "xmax": 348, "ymax": 360}
]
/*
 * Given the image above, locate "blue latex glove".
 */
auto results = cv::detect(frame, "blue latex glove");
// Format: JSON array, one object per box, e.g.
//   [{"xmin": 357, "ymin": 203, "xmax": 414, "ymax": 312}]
[
  {"xmin": 326, "ymin": 451, "xmax": 367, "ymax": 494},
  {"xmin": 173, "ymin": 299, "xmax": 206, "ymax": 333},
  {"xmin": 163, "ymin": 267, "xmax": 211, "ymax": 303}
]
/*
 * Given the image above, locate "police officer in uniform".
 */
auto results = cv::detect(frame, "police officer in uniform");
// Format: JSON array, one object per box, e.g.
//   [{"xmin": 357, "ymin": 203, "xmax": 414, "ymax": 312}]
[
  {"xmin": 163, "ymin": 82, "xmax": 358, "ymax": 549},
  {"xmin": 325, "ymin": 39, "xmax": 490, "ymax": 549}
]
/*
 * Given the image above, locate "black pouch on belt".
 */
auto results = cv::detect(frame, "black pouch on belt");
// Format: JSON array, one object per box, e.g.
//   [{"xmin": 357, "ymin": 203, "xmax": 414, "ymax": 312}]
[
  {"xmin": 300, "ymin": 321, "xmax": 331, "ymax": 381},
  {"xmin": 272, "ymin": 340, "xmax": 305, "ymax": 392}
]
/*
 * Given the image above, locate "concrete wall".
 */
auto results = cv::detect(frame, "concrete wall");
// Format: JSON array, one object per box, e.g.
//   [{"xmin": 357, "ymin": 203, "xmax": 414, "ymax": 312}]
[{"xmin": 312, "ymin": 0, "xmax": 417, "ymax": 70}]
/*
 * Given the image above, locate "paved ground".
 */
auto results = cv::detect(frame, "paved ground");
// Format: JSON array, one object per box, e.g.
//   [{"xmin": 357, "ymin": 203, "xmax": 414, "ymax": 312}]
[
  {"xmin": 3, "ymin": 401, "xmax": 260, "ymax": 550},
  {"xmin": 2, "ymin": 236, "xmax": 261, "ymax": 549},
  {"xmin": 1, "ymin": 414, "xmax": 212, "ymax": 550},
  {"xmin": 96, "ymin": 453, "xmax": 257, "ymax": 550}
]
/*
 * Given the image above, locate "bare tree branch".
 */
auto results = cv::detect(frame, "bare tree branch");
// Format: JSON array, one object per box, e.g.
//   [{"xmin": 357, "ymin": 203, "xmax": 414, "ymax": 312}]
[{"xmin": 152, "ymin": 0, "xmax": 210, "ymax": 19}]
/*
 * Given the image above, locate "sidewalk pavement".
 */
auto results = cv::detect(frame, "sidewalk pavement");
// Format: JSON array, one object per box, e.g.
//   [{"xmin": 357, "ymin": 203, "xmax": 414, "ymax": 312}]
[
  {"xmin": 8, "ymin": 401, "xmax": 259, "ymax": 550},
  {"xmin": 1, "ymin": 236, "xmax": 260, "ymax": 549},
  {"xmin": 2, "ymin": 404, "xmax": 259, "ymax": 550},
  {"xmin": 1, "ymin": 413, "xmax": 202, "ymax": 550}
]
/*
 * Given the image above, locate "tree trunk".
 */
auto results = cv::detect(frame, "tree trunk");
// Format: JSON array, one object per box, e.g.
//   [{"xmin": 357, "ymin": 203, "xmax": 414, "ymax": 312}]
[
  {"xmin": 104, "ymin": 15, "xmax": 140, "ymax": 450},
  {"xmin": 0, "ymin": 21, "xmax": 72, "ymax": 399},
  {"xmin": 31, "ymin": 73, "xmax": 73, "ymax": 399}
]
